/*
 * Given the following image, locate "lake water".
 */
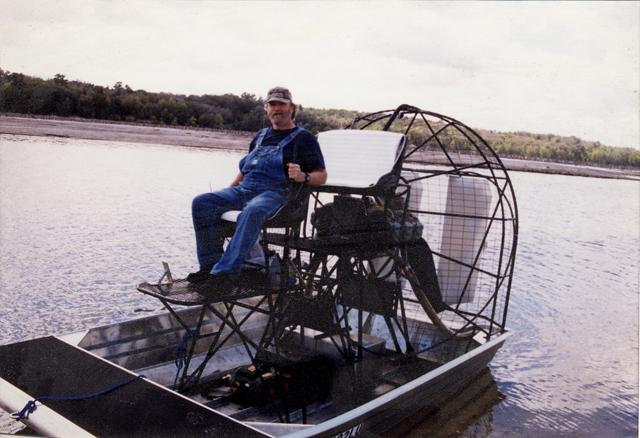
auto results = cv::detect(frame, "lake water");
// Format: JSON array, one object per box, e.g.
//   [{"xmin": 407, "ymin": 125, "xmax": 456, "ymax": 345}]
[{"xmin": 0, "ymin": 135, "xmax": 638, "ymax": 437}]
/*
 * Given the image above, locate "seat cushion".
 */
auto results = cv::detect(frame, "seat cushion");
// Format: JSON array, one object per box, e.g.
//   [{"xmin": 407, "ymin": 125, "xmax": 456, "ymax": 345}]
[{"xmin": 221, "ymin": 210, "xmax": 242, "ymax": 222}]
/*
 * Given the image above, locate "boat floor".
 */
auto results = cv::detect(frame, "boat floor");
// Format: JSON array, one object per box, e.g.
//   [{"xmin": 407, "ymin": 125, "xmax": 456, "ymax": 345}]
[
  {"xmin": 74, "ymin": 308, "xmax": 484, "ymax": 430},
  {"xmin": 137, "ymin": 338, "xmax": 445, "ymax": 427},
  {"xmin": 191, "ymin": 353, "xmax": 440, "ymax": 426}
]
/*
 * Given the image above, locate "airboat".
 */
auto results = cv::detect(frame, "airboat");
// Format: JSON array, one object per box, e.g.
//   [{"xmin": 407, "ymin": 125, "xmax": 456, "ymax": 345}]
[{"xmin": 0, "ymin": 105, "xmax": 518, "ymax": 437}]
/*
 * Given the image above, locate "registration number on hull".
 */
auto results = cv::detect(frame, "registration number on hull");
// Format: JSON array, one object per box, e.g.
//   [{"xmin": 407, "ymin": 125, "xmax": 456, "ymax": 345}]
[{"xmin": 332, "ymin": 423, "xmax": 363, "ymax": 438}]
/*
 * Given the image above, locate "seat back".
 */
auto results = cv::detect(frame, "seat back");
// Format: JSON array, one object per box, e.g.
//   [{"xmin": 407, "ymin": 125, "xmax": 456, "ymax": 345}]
[{"xmin": 318, "ymin": 130, "xmax": 406, "ymax": 189}]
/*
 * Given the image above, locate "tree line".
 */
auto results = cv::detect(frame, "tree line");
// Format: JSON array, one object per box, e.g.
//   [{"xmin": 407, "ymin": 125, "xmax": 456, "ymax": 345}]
[
  {"xmin": 0, "ymin": 69, "xmax": 271, "ymax": 131},
  {"xmin": 1, "ymin": 69, "xmax": 638, "ymax": 168},
  {"xmin": 481, "ymin": 130, "xmax": 640, "ymax": 168}
]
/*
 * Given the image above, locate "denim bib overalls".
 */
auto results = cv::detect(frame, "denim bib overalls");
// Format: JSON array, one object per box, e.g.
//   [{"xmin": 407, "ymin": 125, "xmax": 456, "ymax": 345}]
[
  {"xmin": 239, "ymin": 127, "xmax": 301, "ymax": 193},
  {"xmin": 192, "ymin": 127, "xmax": 302, "ymax": 276}
]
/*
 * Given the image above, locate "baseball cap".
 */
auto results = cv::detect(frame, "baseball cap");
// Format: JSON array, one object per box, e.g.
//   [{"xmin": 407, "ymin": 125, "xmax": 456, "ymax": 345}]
[{"xmin": 265, "ymin": 86, "xmax": 292, "ymax": 103}]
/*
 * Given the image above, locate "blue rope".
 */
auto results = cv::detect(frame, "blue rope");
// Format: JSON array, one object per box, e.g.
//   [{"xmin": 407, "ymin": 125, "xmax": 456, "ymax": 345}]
[
  {"xmin": 12, "ymin": 374, "xmax": 144, "ymax": 420},
  {"xmin": 173, "ymin": 333, "xmax": 190, "ymax": 389}
]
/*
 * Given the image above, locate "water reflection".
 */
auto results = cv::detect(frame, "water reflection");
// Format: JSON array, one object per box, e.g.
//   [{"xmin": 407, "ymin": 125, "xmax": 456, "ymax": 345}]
[{"xmin": 400, "ymin": 368, "xmax": 503, "ymax": 438}]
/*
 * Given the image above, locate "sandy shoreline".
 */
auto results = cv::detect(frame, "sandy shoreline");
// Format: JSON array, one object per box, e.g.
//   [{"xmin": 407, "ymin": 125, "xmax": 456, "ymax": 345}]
[
  {"xmin": 1, "ymin": 114, "xmax": 638, "ymax": 180},
  {"xmin": 0, "ymin": 114, "xmax": 253, "ymax": 152}
]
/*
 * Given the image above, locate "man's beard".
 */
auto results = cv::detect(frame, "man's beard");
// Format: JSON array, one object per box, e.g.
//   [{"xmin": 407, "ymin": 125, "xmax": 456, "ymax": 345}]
[{"xmin": 270, "ymin": 112, "xmax": 291, "ymax": 126}]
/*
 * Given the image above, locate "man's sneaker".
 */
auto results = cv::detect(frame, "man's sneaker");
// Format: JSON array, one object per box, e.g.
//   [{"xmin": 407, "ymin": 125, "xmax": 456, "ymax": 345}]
[{"xmin": 186, "ymin": 268, "xmax": 211, "ymax": 283}]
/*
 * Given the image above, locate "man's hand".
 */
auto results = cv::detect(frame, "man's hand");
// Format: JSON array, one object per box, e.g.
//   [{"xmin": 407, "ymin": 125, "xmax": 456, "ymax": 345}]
[
  {"xmin": 287, "ymin": 163, "xmax": 306, "ymax": 183},
  {"xmin": 287, "ymin": 164, "xmax": 327, "ymax": 185},
  {"xmin": 229, "ymin": 172, "xmax": 243, "ymax": 187}
]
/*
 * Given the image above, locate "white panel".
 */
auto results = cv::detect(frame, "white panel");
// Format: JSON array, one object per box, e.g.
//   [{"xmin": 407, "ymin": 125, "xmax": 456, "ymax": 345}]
[
  {"xmin": 318, "ymin": 130, "xmax": 405, "ymax": 188},
  {"xmin": 438, "ymin": 176, "xmax": 492, "ymax": 304}
]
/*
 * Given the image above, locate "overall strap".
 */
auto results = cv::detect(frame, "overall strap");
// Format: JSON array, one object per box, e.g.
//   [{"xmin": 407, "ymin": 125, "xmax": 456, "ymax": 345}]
[
  {"xmin": 255, "ymin": 128, "xmax": 269, "ymax": 148},
  {"xmin": 283, "ymin": 127, "xmax": 307, "ymax": 201},
  {"xmin": 277, "ymin": 127, "xmax": 303, "ymax": 148}
]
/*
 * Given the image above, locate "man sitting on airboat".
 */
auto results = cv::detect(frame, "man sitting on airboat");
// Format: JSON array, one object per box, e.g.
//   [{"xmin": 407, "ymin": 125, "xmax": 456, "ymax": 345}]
[{"xmin": 188, "ymin": 86, "xmax": 327, "ymax": 289}]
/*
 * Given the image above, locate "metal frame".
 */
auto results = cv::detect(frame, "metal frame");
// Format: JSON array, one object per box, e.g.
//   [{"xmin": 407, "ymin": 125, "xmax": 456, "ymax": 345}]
[{"xmin": 348, "ymin": 105, "xmax": 519, "ymax": 343}]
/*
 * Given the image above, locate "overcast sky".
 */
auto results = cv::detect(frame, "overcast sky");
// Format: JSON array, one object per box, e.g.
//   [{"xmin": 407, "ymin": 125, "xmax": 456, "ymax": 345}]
[{"xmin": 1, "ymin": 1, "xmax": 638, "ymax": 148}]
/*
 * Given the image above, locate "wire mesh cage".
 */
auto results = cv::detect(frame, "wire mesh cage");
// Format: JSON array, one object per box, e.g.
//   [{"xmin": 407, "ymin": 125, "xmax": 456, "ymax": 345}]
[{"xmin": 346, "ymin": 105, "xmax": 519, "ymax": 354}]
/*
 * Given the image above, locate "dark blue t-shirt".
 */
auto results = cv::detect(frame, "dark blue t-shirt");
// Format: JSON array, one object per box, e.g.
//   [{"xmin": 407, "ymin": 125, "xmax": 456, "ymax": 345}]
[{"xmin": 240, "ymin": 127, "xmax": 325, "ymax": 177}]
